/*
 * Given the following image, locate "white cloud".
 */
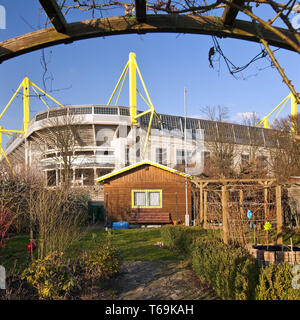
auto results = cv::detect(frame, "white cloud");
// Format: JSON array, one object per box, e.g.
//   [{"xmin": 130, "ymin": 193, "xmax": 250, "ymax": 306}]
[{"xmin": 236, "ymin": 112, "xmax": 259, "ymax": 120}]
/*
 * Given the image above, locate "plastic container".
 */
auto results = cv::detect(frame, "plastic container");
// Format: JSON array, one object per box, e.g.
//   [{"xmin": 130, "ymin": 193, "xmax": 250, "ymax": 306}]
[{"xmin": 112, "ymin": 221, "xmax": 129, "ymax": 229}]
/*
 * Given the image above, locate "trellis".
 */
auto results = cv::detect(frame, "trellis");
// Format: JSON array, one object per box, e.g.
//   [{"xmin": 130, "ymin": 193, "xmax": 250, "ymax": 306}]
[{"xmin": 192, "ymin": 178, "xmax": 283, "ymax": 246}]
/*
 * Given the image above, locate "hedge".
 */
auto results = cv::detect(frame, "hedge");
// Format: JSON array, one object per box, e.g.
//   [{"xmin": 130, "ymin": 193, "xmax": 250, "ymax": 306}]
[
  {"xmin": 160, "ymin": 225, "xmax": 258, "ymax": 299},
  {"xmin": 191, "ymin": 237, "xmax": 259, "ymax": 300},
  {"xmin": 160, "ymin": 225, "xmax": 220, "ymax": 254},
  {"xmin": 256, "ymin": 263, "xmax": 300, "ymax": 300},
  {"xmin": 160, "ymin": 225, "xmax": 300, "ymax": 300}
]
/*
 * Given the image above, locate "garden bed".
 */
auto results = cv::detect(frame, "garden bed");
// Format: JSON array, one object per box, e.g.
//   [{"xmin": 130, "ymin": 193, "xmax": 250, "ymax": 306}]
[{"xmin": 247, "ymin": 244, "xmax": 300, "ymax": 265}]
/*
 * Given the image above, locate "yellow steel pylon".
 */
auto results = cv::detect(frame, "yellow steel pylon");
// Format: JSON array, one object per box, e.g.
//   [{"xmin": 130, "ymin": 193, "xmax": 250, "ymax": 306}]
[
  {"xmin": 0, "ymin": 126, "xmax": 24, "ymax": 175},
  {"xmin": 255, "ymin": 92, "xmax": 298, "ymax": 133},
  {"xmin": 0, "ymin": 77, "xmax": 64, "ymax": 173},
  {"xmin": 107, "ymin": 52, "xmax": 161, "ymax": 159}
]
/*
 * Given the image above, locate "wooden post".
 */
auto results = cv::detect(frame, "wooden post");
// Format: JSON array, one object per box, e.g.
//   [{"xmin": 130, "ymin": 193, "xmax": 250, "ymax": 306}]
[
  {"xmin": 276, "ymin": 185, "xmax": 283, "ymax": 245},
  {"xmin": 105, "ymin": 192, "xmax": 109, "ymax": 229},
  {"xmin": 239, "ymin": 189, "xmax": 244, "ymax": 216},
  {"xmin": 200, "ymin": 183, "xmax": 204, "ymax": 227},
  {"xmin": 175, "ymin": 192, "xmax": 178, "ymax": 222},
  {"xmin": 239, "ymin": 189, "xmax": 245, "ymax": 245},
  {"xmin": 204, "ymin": 190, "xmax": 207, "ymax": 229},
  {"xmin": 264, "ymin": 182, "xmax": 269, "ymax": 220},
  {"xmin": 222, "ymin": 185, "xmax": 229, "ymax": 244},
  {"xmin": 195, "ymin": 191, "xmax": 199, "ymax": 225}
]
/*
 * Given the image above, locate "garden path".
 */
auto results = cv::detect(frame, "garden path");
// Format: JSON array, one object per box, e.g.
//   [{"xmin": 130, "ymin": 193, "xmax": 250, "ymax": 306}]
[{"xmin": 112, "ymin": 260, "xmax": 220, "ymax": 300}]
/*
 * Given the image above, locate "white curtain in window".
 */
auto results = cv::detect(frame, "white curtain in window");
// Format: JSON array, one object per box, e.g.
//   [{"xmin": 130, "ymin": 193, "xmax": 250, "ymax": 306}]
[
  {"xmin": 148, "ymin": 192, "xmax": 160, "ymax": 206},
  {"xmin": 134, "ymin": 192, "xmax": 146, "ymax": 206}
]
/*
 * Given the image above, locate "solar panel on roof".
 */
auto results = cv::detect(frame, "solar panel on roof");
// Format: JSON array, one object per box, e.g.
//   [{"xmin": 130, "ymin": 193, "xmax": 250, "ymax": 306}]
[
  {"xmin": 35, "ymin": 112, "xmax": 48, "ymax": 121},
  {"xmin": 249, "ymin": 127, "xmax": 265, "ymax": 146},
  {"xmin": 94, "ymin": 107, "xmax": 118, "ymax": 115},
  {"xmin": 48, "ymin": 109, "xmax": 67, "ymax": 118},
  {"xmin": 69, "ymin": 107, "xmax": 92, "ymax": 114},
  {"xmin": 216, "ymin": 122, "xmax": 235, "ymax": 143},
  {"xmin": 160, "ymin": 114, "xmax": 181, "ymax": 131},
  {"xmin": 119, "ymin": 107, "xmax": 130, "ymax": 116},
  {"xmin": 233, "ymin": 125, "xmax": 250, "ymax": 145}
]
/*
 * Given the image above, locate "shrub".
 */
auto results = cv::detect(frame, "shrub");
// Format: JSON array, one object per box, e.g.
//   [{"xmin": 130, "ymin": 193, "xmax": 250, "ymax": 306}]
[
  {"xmin": 256, "ymin": 263, "xmax": 300, "ymax": 300},
  {"xmin": 21, "ymin": 251, "xmax": 77, "ymax": 300},
  {"xmin": 78, "ymin": 241, "xmax": 121, "ymax": 282},
  {"xmin": 161, "ymin": 226, "xmax": 258, "ymax": 300},
  {"xmin": 191, "ymin": 237, "xmax": 259, "ymax": 300},
  {"xmin": 0, "ymin": 207, "xmax": 14, "ymax": 249}
]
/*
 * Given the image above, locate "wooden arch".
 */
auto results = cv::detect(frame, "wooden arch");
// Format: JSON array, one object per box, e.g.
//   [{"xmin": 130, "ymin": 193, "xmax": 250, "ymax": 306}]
[{"xmin": 0, "ymin": 0, "xmax": 299, "ymax": 63}]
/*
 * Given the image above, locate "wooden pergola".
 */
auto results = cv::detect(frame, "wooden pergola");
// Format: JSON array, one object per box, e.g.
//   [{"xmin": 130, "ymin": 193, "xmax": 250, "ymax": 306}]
[
  {"xmin": 191, "ymin": 178, "xmax": 283, "ymax": 245},
  {"xmin": 0, "ymin": 0, "xmax": 299, "ymax": 63}
]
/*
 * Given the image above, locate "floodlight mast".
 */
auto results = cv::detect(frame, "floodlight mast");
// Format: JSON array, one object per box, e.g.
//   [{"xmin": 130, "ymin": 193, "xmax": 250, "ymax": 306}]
[
  {"xmin": 256, "ymin": 93, "xmax": 298, "ymax": 133},
  {"xmin": 107, "ymin": 52, "xmax": 161, "ymax": 159},
  {"xmin": 129, "ymin": 52, "xmax": 137, "ymax": 126},
  {"xmin": 0, "ymin": 77, "xmax": 64, "ymax": 173}
]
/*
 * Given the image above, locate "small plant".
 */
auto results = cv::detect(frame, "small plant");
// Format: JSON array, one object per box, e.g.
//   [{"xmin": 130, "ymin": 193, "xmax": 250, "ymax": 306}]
[
  {"xmin": 79, "ymin": 241, "xmax": 121, "ymax": 282},
  {"xmin": 21, "ymin": 251, "xmax": 77, "ymax": 300},
  {"xmin": 264, "ymin": 221, "xmax": 272, "ymax": 251}
]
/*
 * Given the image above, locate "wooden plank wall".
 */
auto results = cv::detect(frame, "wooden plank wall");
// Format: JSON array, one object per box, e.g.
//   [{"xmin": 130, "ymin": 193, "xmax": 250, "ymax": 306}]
[{"xmin": 103, "ymin": 164, "xmax": 192, "ymax": 223}]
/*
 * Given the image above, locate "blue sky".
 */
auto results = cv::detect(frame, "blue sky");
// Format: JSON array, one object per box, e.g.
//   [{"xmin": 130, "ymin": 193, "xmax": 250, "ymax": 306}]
[{"xmin": 0, "ymin": 0, "xmax": 299, "ymax": 146}]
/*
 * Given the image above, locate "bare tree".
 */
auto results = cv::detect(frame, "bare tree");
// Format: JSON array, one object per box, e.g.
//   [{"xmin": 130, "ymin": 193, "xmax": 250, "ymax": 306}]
[
  {"xmin": 240, "ymin": 112, "xmax": 261, "ymax": 127},
  {"xmin": 31, "ymin": 111, "xmax": 82, "ymax": 187},
  {"xmin": 199, "ymin": 105, "xmax": 238, "ymax": 177},
  {"xmin": 237, "ymin": 112, "xmax": 269, "ymax": 178},
  {"xmin": 27, "ymin": 185, "xmax": 88, "ymax": 259},
  {"xmin": 268, "ymin": 114, "xmax": 300, "ymax": 180},
  {"xmin": 200, "ymin": 105, "xmax": 230, "ymax": 123}
]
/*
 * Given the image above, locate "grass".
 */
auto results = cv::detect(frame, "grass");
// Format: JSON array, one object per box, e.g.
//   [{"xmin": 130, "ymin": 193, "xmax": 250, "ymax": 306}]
[
  {"xmin": 68, "ymin": 228, "xmax": 184, "ymax": 261},
  {"xmin": 1, "ymin": 226, "xmax": 299, "ymax": 275},
  {"xmin": 0, "ymin": 227, "xmax": 184, "ymax": 274},
  {"xmin": 282, "ymin": 228, "xmax": 300, "ymax": 246},
  {"xmin": 0, "ymin": 235, "xmax": 34, "ymax": 274}
]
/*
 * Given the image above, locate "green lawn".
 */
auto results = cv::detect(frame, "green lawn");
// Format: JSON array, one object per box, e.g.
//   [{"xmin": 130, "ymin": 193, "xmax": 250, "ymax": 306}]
[
  {"xmin": 67, "ymin": 228, "xmax": 185, "ymax": 261},
  {"xmin": 1, "ymin": 226, "xmax": 299, "ymax": 276},
  {"xmin": 0, "ymin": 235, "xmax": 33, "ymax": 274},
  {"xmin": 0, "ymin": 228, "xmax": 184, "ymax": 274}
]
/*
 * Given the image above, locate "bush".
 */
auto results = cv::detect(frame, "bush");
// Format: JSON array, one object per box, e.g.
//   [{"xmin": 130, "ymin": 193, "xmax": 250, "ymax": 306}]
[
  {"xmin": 0, "ymin": 207, "xmax": 15, "ymax": 249},
  {"xmin": 21, "ymin": 251, "xmax": 77, "ymax": 300},
  {"xmin": 161, "ymin": 225, "xmax": 258, "ymax": 300},
  {"xmin": 256, "ymin": 263, "xmax": 300, "ymax": 300},
  {"xmin": 78, "ymin": 241, "xmax": 121, "ymax": 282},
  {"xmin": 191, "ymin": 237, "xmax": 259, "ymax": 300},
  {"xmin": 161, "ymin": 226, "xmax": 300, "ymax": 300},
  {"xmin": 160, "ymin": 225, "xmax": 220, "ymax": 254}
]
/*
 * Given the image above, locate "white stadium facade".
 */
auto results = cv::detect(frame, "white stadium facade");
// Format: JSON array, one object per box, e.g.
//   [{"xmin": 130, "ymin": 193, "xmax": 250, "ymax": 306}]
[{"xmin": 4, "ymin": 104, "xmax": 276, "ymax": 201}]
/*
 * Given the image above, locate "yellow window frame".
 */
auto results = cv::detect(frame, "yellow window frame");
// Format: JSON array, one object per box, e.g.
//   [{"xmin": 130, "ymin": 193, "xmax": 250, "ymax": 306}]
[{"xmin": 132, "ymin": 189, "xmax": 162, "ymax": 208}]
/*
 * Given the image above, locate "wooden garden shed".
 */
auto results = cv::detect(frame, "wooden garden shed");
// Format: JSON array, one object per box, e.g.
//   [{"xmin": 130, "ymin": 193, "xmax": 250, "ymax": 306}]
[{"xmin": 96, "ymin": 160, "xmax": 192, "ymax": 225}]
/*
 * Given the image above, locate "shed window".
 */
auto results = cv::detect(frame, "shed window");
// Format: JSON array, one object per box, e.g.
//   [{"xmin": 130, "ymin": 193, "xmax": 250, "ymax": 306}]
[
  {"xmin": 132, "ymin": 190, "xmax": 162, "ymax": 208},
  {"xmin": 148, "ymin": 191, "xmax": 161, "ymax": 207},
  {"xmin": 134, "ymin": 192, "xmax": 146, "ymax": 207}
]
